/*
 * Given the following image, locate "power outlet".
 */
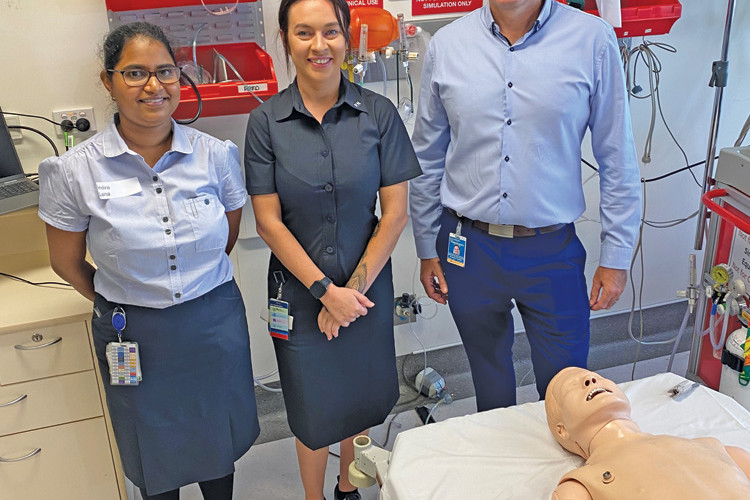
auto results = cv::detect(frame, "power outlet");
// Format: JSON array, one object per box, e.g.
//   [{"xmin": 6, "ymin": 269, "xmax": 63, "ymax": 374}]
[
  {"xmin": 394, "ymin": 293, "xmax": 420, "ymax": 325},
  {"xmin": 6, "ymin": 115, "xmax": 22, "ymax": 141},
  {"xmin": 52, "ymin": 108, "xmax": 97, "ymax": 137}
]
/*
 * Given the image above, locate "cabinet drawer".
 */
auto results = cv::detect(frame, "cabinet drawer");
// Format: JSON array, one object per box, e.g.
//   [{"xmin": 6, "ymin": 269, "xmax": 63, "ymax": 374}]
[
  {"xmin": 0, "ymin": 417, "xmax": 120, "ymax": 500},
  {"xmin": 0, "ymin": 371, "xmax": 103, "ymax": 437},
  {"xmin": 0, "ymin": 321, "xmax": 93, "ymax": 384}
]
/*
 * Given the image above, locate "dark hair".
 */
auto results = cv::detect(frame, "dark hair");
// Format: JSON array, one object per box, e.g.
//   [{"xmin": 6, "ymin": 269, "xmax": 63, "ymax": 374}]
[
  {"xmin": 102, "ymin": 22, "xmax": 176, "ymax": 73},
  {"xmin": 278, "ymin": 0, "xmax": 351, "ymax": 60}
]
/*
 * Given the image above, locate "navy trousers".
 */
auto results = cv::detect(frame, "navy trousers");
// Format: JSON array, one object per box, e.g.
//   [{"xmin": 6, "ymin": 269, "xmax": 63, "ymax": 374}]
[{"xmin": 437, "ymin": 209, "xmax": 590, "ymax": 411}]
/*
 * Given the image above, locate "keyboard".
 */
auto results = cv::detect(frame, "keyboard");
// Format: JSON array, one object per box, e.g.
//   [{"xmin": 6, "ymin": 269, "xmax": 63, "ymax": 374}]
[{"xmin": 0, "ymin": 179, "xmax": 39, "ymax": 199}]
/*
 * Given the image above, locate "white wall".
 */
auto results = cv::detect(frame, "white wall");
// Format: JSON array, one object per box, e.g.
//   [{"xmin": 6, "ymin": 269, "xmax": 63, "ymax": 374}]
[{"xmin": 2, "ymin": 0, "xmax": 749, "ymax": 381}]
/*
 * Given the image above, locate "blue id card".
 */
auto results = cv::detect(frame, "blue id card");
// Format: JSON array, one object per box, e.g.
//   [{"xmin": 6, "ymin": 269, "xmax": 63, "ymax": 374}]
[
  {"xmin": 269, "ymin": 298, "xmax": 290, "ymax": 340},
  {"xmin": 447, "ymin": 233, "xmax": 466, "ymax": 267}
]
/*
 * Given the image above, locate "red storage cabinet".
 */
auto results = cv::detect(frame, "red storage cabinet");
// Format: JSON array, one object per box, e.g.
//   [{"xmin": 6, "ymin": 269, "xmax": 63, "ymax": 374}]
[
  {"xmin": 105, "ymin": 0, "xmax": 278, "ymax": 119},
  {"xmin": 557, "ymin": 0, "xmax": 682, "ymax": 38}
]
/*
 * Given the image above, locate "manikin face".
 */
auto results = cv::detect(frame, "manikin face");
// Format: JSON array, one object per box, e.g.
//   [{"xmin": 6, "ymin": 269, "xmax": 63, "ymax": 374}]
[
  {"xmin": 101, "ymin": 36, "xmax": 180, "ymax": 132},
  {"xmin": 545, "ymin": 367, "xmax": 632, "ymax": 457},
  {"xmin": 284, "ymin": 0, "xmax": 347, "ymax": 89}
]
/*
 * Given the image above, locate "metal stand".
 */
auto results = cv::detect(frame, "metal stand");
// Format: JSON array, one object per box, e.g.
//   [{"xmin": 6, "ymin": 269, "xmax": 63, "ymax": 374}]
[{"xmin": 694, "ymin": 0, "xmax": 738, "ymax": 250}]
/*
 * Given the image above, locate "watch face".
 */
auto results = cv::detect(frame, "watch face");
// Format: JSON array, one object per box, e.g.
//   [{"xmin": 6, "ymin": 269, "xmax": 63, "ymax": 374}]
[{"xmin": 310, "ymin": 278, "xmax": 330, "ymax": 299}]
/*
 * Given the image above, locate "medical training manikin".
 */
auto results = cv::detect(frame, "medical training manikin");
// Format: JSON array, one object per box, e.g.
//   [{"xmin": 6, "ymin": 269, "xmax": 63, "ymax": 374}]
[{"xmin": 545, "ymin": 367, "xmax": 750, "ymax": 500}]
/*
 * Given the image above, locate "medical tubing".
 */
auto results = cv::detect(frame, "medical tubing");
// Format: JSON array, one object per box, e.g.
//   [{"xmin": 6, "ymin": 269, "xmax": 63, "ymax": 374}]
[
  {"xmin": 735, "ymin": 112, "xmax": 750, "ymax": 147},
  {"xmin": 377, "ymin": 52, "xmax": 388, "ymax": 97},
  {"xmin": 425, "ymin": 397, "xmax": 444, "ymax": 424},
  {"xmin": 711, "ymin": 296, "xmax": 733, "ymax": 351},
  {"xmin": 666, "ymin": 303, "xmax": 692, "ymax": 373},
  {"xmin": 175, "ymin": 72, "xmax": 202, "ymax": 125},
  {"xmin": 253, "ymin": 376, "xmax": 282, "ymax": 392},
  {"xmin": 193, "ymin": 23, "xmax": 207, "ymax": 84}
]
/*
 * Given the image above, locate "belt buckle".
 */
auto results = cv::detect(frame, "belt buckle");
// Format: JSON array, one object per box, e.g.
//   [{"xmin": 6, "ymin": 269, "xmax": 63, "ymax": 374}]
[{"xmin": 488, "ymin": 223, "xmax": 514, "ymax": 238}]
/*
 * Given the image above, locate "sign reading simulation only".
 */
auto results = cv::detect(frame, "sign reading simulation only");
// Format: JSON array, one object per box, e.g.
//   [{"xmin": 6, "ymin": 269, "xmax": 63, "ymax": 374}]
[{"xmin": 412, "ymin": 0, "xmax": 482, "ymax": 15}]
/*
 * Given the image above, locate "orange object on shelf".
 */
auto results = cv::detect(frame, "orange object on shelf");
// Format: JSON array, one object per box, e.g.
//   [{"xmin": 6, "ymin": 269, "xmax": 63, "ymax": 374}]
[{"xmin": 350, "ymin": 7, "xmax": 399, "ymax": 51}]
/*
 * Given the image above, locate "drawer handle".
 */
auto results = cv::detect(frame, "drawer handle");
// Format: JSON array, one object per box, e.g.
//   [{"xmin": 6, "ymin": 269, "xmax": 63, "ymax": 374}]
[
  {"xmin": 14, "ymin": 336, "xmax": 62, "ymax": 350},
  {"xmin": 0, "ymin": 394, "xmax": 27, "ymax": 407},
  {"xmin": 0, "ymin": 448, "xmax": 42, "ymax": 463}
]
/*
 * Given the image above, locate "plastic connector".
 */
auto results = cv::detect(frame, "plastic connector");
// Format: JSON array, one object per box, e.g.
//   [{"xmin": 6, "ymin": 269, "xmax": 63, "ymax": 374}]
[
  {"xmin": 60, "ymin": 119, "xmax": 74, "ymax": 132},
  {"xmin": 75, "ymin": 117, "xmax": 91, "ymax": 132}
]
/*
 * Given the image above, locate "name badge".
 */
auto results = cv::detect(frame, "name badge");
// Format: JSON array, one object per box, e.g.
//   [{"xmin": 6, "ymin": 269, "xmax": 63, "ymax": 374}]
[
  {"xmin": 97, "ymin": 177, "xmax": 142, "ymax": 199},
  {"xmin": 447, "ymin": 233, "xmax": 467, "ymax": 267},
  {"xmin": 269, "ymin": 298, "xmax": 290, "ymax": 340}
]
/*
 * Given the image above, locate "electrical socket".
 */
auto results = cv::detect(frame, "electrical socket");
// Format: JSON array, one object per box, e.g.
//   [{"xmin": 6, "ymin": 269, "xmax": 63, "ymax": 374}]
[
  {"xmin": 52, "ymin": 107, "xmax": 96, "ymax": 137},
  {"xmin": 6, "ymin": 115, "xmax": 22, "ymax": 141},
  {"xmin": 394, "ymin": 293, "xmax": 419, "ymax": 325}
]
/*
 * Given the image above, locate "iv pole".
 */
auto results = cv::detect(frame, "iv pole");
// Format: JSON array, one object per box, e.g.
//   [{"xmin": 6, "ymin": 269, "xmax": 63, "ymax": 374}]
[{"xmin": 694, "ymin": 0, "xmax": 737, "ymax": 250}]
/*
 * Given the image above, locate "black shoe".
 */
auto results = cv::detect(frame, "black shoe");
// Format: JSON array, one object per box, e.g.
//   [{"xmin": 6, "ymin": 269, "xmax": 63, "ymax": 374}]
[{"xmin": 334, "ymin": 479, "xmax": 361, "ymax": 500}]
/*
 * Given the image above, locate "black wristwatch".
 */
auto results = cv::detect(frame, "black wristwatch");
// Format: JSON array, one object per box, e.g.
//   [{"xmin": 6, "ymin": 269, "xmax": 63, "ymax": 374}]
[{"xmin": 309, "ymin": 277, "xmax": 332, "ymax": 300}]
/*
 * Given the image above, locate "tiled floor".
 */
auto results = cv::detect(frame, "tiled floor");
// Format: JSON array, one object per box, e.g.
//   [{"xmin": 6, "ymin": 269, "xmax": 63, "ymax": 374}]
[{"xmin": 130, "ymin": 351, "xmax": 690, "ymax": 499}]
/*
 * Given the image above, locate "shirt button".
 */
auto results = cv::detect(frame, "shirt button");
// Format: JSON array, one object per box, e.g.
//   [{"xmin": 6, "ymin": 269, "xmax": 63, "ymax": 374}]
[
  {"xmin": 204, "ymin": 199, "xmax": 210, "ymax": 205},
  {"xmin": 175, "ymin": 293, "xmax": 181, "ymax": 298},
  {"xmin": 506, "ymin": 119, "xmax": 512, "ymax": 126},
  {"xmin": 507, "ymin": 82, "xmax": 513, "ymax": 88},
  {"xmin": 504, "ymin": 156, "xmax": 510, "ymax": 162},
  {"xmin": 156, "ymin": 187, "xmax": 163, "ymax": 194},
  {"xmin": 325, "ymin": 245, "xmax": 334, "ymax": 254},
  {"xmin": 165, "ymin": 229, "xmax": 172, "ymax": 235},
  {"xmin": 162, "ymin": 216, "xmax": 169, "ymax": 222},
  {"xmin": 170, "ymin": 265, "xmax": 177, "ymax": 271},
  {"xmin": 169, "ymin": 255, "xmax": 176, "ymax": 260},
  {"xmin": 324, "ymin": 183, "xmax": 333, "ymax": 193},
  {"xmin": 509, "ymin": 47, "xmax": 515, "ymax": 52},
  {"xmin": 321, "ymin": 150, "xmax": 329, "ymax": 157},
  {"xmin": 503, "ymin": 192, "xmax": 508, "ymax": 198},
  {"xmin": 327, "ymin": 214, "xmax": 335, "ymax": 223},
  {"xmin": 152, "ymin": 176, "xmax": 158, "ymax": 182}
]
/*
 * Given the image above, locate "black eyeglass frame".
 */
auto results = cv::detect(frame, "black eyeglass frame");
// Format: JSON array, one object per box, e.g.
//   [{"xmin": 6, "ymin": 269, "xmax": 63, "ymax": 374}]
[{"xmin": 106, "ymin": 66, "xmax": 182, "ymax": 87}]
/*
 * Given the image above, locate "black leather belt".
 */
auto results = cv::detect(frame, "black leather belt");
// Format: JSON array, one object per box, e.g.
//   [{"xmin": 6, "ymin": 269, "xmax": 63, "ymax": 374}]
[{"xmin": 447, "ymin": 208, "xmax": 566, "ymax": 238}]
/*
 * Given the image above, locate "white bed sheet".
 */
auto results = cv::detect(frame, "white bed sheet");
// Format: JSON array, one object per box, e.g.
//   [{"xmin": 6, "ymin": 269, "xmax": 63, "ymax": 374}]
[{"xmin": 381, "ymin": 372, "xmax": 750, "ymax": 500}]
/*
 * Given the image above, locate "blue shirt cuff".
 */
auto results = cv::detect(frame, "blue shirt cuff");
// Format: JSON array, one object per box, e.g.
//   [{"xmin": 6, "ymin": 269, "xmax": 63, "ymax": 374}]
[
  {"xmin": 599, "ymin": 243, "xmax": 634, "ymax": 270},
  {"xmin": 415, "ymin": 237, "xmax": 439, "ymax": 260}
]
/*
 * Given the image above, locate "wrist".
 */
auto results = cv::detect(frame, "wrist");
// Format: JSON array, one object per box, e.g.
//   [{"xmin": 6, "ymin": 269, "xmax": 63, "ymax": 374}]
[{"xmin": 309, "ymin": 276, "xmax": 332, "ymax": 300}]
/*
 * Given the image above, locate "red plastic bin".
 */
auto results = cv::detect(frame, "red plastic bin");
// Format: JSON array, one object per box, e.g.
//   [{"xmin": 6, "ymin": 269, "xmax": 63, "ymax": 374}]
[
  {"xmin": 557, "ymin": 0, "xmax": 682, "ymax": 38},
  {"xmin": 172, "ymin": 43, "xmax": 278, "ymax": 120}
]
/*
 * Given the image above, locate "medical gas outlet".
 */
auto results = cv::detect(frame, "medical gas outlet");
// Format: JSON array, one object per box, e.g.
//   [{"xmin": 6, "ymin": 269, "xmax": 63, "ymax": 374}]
[{"xmin": 394, "ymin": 293, "xmax": 420, "ymax": 325}]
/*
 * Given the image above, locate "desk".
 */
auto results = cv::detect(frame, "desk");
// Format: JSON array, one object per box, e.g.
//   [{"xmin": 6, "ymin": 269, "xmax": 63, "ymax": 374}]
[{"xmin": 0, "ymin": 208, "xmax": 125, "ymax": 499}]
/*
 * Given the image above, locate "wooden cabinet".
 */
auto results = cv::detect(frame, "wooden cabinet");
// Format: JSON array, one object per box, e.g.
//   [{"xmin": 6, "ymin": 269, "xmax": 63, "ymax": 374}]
[
  {"xmin": 0, "ymin": 320, "xmax": 124, "ymax": 499},
  {"xmin": 1, "ymin": 208, "xmax": 125, "ymax": 500}
]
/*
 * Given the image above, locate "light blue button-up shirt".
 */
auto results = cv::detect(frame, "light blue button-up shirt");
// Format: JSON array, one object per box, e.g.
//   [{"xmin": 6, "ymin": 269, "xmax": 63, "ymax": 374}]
[
  {"xmin": 38, "ymin": 117, "xmax": 247, "ymax": 308},
  {"xmin": 410, "ymin": 0, "xmax": 641, "ymax": 269}
]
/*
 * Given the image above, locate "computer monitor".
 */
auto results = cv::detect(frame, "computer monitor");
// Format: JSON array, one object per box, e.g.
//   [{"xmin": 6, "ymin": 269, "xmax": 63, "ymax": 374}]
[{"xmin": 0, "ymin": 105, "xmax": 40, "ymax": 215}]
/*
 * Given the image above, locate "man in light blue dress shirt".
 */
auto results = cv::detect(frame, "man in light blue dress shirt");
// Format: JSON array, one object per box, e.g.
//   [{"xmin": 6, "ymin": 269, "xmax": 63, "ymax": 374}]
[{"xmin": 410, "ymin": 0, "xmax": 641, "ymax": 410}]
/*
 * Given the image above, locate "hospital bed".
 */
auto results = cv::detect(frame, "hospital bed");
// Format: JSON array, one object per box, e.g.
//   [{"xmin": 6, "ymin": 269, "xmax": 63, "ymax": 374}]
[{"xmin": 377, "ymin": 372, "xmax": 750, "ymax": 499}]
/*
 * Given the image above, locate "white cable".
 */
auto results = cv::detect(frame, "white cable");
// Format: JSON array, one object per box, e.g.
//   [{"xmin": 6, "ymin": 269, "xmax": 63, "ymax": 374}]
[
  {"xmin": 254, "ymin": 376, "xmax": 282, "ymax": 393},
  {"xmin": 666, "ymin": 303, "xmax": 692, "ymax": 373},
  {"xmin": 408, "ymin": 321, "xmax": 428, "ymax": 380},
  {"xmin": 711, "ymin": 297, "xmax": 733, "ymax": 351},
  {"xmin": 735, "ymin": 112, "xmax": 750, "ymax": 147},
  {"xmin": 425, "ymin": 397, "xmax": 444, "ymax": 424},
  {"xmin": 377, "ymin": 53, "xmax": 388, "ymax": 97},
  {"xmin": 201, "ymin": 0, "xmax": 239, "ymax": 15}
]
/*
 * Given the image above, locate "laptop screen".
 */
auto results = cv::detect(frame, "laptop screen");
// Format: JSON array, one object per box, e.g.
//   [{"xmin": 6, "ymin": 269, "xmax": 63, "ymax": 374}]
[{"xmin": 0, "ymin": 105, "xmax": 26, "ymax": 178}]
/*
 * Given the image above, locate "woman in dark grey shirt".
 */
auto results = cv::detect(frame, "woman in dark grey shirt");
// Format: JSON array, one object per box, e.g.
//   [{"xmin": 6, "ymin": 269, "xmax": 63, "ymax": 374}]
[{"xmin": 244, "ymin": 0, "xmax": 421, "ymax": 498}]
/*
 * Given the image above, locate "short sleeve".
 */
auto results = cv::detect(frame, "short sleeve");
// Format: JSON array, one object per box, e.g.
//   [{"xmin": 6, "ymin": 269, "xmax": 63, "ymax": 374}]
[
  {"xmin": 37, "ymin": 155, "xmax": 89, "ymax": 232},
  {"xmin": 244, "ymin": 107, "xmax": 277, "ymax": 195},
  {"xmin": 216, "ymin": 139, "xmax": 247, "ymax": 212},
  {"xmin": 372, "ymin": 97, "xmax": 422, "ymax": 187}
]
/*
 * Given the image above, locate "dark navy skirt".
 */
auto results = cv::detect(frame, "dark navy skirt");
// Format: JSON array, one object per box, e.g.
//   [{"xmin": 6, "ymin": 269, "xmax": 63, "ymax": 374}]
[{"xmin": 91, "ymin": 279, "xmax": 259, "ymax": 495}]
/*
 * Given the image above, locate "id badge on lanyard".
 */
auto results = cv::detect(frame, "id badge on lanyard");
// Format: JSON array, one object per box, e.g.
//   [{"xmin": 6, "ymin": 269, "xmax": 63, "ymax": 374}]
[
  {"xmin": 104, "ymin": 306, "xmax": 142, "ymax": 385},
  {"xmin": 447, "ymin": 217, "xmax": 467, "ymax": 267},
  {"xmin": 269, "ymin": 271, "xmax": 292, "ymax": 340}
]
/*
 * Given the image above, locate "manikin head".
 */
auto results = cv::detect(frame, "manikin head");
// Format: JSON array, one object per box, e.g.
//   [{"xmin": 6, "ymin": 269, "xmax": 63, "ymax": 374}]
[{"xmin": 545, "ymin": 367, "xmax": 633, "ymax": 459}]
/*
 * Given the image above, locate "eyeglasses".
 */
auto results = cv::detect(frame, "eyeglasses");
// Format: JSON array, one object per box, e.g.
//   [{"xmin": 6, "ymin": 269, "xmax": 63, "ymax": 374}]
[{"xmin": 107, "ymin": 66, "xmax": 181, "ymax": 87}]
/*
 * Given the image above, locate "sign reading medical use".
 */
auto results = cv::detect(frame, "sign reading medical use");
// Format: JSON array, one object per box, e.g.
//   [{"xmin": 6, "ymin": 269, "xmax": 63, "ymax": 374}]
[
  {"xmin": 412, "ymin": 0, "xmax": 481, "ymax": 15},
  {"xmin": 347, "ymin": 0, "xmax": 383, "ymax": 7}
]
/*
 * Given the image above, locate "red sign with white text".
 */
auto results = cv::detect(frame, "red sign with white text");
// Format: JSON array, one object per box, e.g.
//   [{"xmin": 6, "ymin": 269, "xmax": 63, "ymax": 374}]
[
  {"xmin": 347, "ymin": 0, "xmax": 383, "ymax": 8},
  {"xmin": 412, "ymin": 0, "xmax": 481, "ymax": 15}
]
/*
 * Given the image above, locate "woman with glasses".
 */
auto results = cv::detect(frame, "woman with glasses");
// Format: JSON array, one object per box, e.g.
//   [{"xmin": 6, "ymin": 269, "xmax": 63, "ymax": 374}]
[{"xmin": 37, "ymin": 22, "xmax": 259, "ymax": 500}]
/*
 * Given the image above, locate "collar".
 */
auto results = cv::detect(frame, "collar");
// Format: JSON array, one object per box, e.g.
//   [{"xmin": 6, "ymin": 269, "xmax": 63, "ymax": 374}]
[
  {"xmin": 101, "ymin": 114, "xmax": 192, "ymax": 158},
  {"xmin": 272, "ymin": 75, "xmax": 368, "ymax": 122},
  {"xmin": 483, "ymin": 0, "xmax": 552, "ymax": 42}
]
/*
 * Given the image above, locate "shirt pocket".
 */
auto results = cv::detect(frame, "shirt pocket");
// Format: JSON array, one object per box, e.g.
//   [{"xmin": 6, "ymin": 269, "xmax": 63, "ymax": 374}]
[{"xmin": 183, "ymin": 194, "xmax": 227, "ymax": 252}]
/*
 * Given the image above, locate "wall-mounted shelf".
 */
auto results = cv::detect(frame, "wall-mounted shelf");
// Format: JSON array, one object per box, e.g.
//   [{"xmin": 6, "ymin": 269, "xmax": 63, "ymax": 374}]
[{"xmin": 105, "ymin": 1, "xmax": 277, "ymax": 118}]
